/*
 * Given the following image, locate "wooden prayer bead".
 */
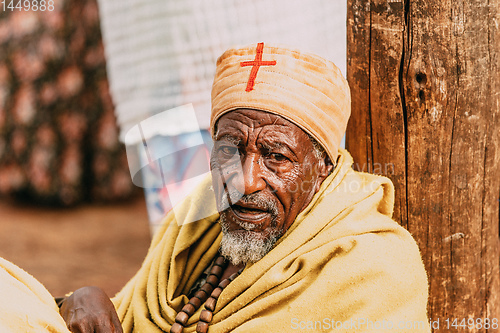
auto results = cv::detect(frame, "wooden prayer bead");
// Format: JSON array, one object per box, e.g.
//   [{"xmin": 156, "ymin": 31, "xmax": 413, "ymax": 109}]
[
  {"xmin": 196, "ymin": 321, "xmax": 209, "ymax": 333},
  {"xmin": 199, "ymin": 309, "xmax": 213, "ymax": 323},
  {"xmin": 218, "ymin": 279, "xmax": 231, "ymax": 289},
  {"xmin": 211, "ymin": 287, "xmax": 223, "ymax": 299},
  {"xmin": 170, "ymin": 322, "xmax": 184, "ymax": 333},
  {"xmin": 210, "ymin": 265, "xmax": 223, "ymax": 278},
  {"xmin": 175, "ymin": 311, "xmax": 189, "ymax": 325},
  {"xmin": 171, "ymin": 256, "xmax": 241, "ymax": 333},
  {"xmin": 189, "ymin": 296, "xmax": 202, "ymax": 308},
  {"xmin": 200, "ymin": 283, "xmax": 214, "ymax": 295},
  {"xmin": 206, "ymin": 274, "xmax": 219, "ymax": 288},
  {"xmin": 182, "ymin": 303, "xmax": 196, "ymax": 316},
  {"xmin": 194, "ymin": 290, "xmax": 208, "ymax": 301},
  {"xmin": 214, "ymin": 256, "xmax": 226, "ymax": 267},
  {"xmin": 204, "ymin": 297, "xmax": 217, "ymax": 312}
]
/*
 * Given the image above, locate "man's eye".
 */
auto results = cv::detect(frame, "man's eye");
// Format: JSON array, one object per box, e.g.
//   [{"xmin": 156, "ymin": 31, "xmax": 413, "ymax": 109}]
[
  {"xmin": 268, "ymin": 153, "xmax": 288, "ymax": 162},
  {"xmin": 219, "ymin": 146, "xmax": 238, "ymax": 156}
]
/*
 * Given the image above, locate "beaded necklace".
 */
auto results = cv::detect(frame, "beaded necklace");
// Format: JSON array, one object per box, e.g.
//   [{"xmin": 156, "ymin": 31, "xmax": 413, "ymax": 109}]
[{"xmin": 169, "ymin": 256, "xmax": 241, "ymax": 333}]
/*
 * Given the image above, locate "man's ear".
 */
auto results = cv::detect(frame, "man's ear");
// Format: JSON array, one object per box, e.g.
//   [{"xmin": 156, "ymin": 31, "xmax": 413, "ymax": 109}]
[
  {"xmin": 313, "ymin": 155, "xmax": 334, "ymax": 193},
  {"xmin": 321, "ymin": 156, "xmax": 334, "ymax": 177}
]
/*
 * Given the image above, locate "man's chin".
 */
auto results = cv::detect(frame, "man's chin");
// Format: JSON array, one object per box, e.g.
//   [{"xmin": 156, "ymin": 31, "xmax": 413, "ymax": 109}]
[
  {"xmin": 218, "ymin": 208, "xmax": 284, "ymax": 265},
  {"xmin": 219, "ymin": 230, "xmax": 271, "ymax": 266}
]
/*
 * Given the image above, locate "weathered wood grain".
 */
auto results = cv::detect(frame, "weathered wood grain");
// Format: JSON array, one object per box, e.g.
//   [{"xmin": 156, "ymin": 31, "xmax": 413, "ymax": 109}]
[{"xmin": 347, "ymin": 0, "xmax": 500, "ymax": 329}]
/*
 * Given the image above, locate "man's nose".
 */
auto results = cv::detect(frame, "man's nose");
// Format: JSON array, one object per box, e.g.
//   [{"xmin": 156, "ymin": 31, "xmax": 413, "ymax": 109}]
[{"xmin": 232, "ymin": 153, "xmax": 266, "ymax": 195}]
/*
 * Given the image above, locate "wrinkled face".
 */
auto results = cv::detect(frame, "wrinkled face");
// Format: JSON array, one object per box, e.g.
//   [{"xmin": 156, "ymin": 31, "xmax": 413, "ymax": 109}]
[{"xmin": 210, "ymin": 109, "xmax": 332, "ymax": 265}]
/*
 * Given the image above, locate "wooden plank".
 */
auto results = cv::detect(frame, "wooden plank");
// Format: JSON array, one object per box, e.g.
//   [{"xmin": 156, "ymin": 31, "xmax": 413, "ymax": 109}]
[
  {"xmin": 346, "ymin": 0, "xmax": 372, "ymax": 176},
  {"xmin": 347, "ymin": 0, "xmax": 500, "ymax": 328},
  {"xmin": 347, "ymin": 0, "xmax": 408, "ymax": 228}
]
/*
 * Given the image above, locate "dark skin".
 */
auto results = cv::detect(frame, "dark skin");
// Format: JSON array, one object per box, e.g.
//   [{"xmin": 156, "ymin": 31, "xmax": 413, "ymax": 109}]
[
  {"xmin": 211, "ymin": 109, "xmax": 333, "ymax": 274},
  {"xmin": 60, "ymin": 286, "xmax": 123, "ymax": 333},
  {"xmin": 60, "ymin": 109, "xmax": 333, "ymax": 332}
]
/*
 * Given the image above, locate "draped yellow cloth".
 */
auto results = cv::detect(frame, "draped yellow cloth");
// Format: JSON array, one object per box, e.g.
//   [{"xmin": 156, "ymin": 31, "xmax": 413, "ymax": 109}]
[
  {"xmin": 0, "ymin": 257, "xmax": 70, "ymax": 333},
  {"xmin": 113, "ymin": 149, "xmax": 430, "ymax": 332}
]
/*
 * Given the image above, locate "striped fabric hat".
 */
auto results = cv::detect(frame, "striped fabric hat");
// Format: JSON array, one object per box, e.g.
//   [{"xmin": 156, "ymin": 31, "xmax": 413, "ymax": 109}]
[{"xmin": 210, "ymin": 42, "xmax": 351, "ymax": 160}]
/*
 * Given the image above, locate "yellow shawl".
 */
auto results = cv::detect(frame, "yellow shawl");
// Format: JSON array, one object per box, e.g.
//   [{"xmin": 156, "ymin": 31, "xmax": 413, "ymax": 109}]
[
  {"xmin": 0, "ymin": 257, "xmax": 70, "ymax": 332},
  {"xmin": 113, "ymin": 149, "xmax": 430, "ymax": 332}
]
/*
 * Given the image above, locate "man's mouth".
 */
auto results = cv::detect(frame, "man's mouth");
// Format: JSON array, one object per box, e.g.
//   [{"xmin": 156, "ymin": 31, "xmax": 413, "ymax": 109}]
[{"xmin": 230, "ymin": 204, "xmax": 270, "ymax": 222}]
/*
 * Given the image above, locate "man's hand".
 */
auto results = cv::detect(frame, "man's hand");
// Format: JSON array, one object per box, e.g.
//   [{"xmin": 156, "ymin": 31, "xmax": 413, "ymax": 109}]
[{"xmin": 59, "ymin": 286, "xmax": 123, "ymax": 333}]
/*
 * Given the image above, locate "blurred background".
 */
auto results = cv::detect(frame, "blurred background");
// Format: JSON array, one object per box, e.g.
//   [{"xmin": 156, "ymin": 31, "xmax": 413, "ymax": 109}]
[
  {"xmin": 0, "ymin": 0, "xmax": 346, "ymax": 297},
  {"xmin": 0, "ymin": 0, "xmax": 150, "ymax": 297}
]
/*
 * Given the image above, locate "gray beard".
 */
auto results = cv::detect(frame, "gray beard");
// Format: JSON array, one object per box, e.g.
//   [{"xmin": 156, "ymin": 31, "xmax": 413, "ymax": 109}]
[{"xmin": 218, "ymin": 211, "xmax": 282, "ymax": 266}]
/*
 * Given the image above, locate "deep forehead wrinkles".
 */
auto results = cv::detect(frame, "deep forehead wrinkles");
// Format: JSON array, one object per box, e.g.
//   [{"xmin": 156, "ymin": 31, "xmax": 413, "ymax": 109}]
[
  {"xmin": 258, "ymin": 128, "xmax": 300, "ymax": 150},
  {"xmin": 215, "ymin": 114, "xmax": 256, "ymax": 144},
  {"xmin": 215, "ymin": 110, "xmax": 303, "ymax": 149},
  {"xmin": 217, "ymin": 134, "xmax": 241, "ymax": 146}
]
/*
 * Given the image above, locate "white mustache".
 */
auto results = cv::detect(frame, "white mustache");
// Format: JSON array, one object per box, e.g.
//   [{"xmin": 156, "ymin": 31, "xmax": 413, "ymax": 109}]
[
  {"xmin": 219, "ymin": 189, "xmax": 277, "ymax": 212},
  {"xmin": 218, "ymin": 189, "xmax": 279, "ymax": 231}
]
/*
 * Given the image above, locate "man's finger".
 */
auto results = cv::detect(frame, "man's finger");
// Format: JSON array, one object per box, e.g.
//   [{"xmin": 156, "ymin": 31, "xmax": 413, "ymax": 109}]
[
  {"xmin": 91, "ymin": 311, "xmax": 123, "ymax": 333},
  {"xmin": 67, "ymin": 314, "xmax": 93, "ymax": 333}
]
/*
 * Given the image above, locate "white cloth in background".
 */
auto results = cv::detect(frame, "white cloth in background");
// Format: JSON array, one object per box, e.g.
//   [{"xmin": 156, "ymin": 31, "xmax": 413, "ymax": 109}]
[{"xmin": 96, "ymin": 0, "xmax": 347, "ymax": 140}]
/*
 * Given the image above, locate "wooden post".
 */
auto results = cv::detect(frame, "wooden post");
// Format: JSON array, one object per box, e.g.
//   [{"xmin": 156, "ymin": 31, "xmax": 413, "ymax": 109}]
[{"xmin": 347, "ymin": 0, "xmax": 500, "ymax": 330}]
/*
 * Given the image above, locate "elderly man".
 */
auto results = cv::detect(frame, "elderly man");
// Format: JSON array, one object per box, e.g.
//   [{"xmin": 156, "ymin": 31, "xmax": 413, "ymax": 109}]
[{"xmin": 1, "ymin": 43, "xmax": 429, "ymax": 333}]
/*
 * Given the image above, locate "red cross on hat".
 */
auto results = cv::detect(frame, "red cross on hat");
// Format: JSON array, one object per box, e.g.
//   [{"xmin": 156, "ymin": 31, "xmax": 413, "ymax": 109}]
[{"xmin": 240, "ymin": 42, "xmax": 277, "ymax": 92}]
